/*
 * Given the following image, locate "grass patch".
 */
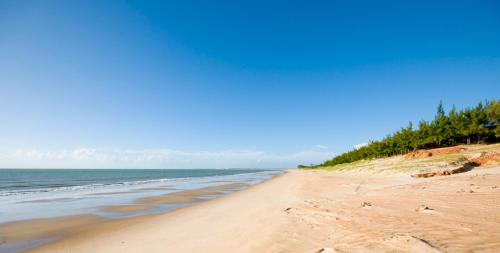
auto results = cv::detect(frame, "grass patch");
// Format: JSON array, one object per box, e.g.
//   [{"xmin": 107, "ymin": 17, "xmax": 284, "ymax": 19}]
[{"xmin": 306, "ymin": 144, "xmax": 499, "ymax": 174}]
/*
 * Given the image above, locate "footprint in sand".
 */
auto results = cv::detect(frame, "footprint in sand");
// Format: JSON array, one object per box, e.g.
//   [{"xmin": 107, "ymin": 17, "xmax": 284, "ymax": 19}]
[
  {"xmin": 385, "ymin": 234, "xmax": 442, "ymax": 253},
  {"xmin": 415, "ymin": 205, "xmax": 437, "ymax": 214},
  {"xmin": 361, "ymin": 201, "xmax": 372, "ymax": 208},
  {"xmin": 316, "ymin": 247, "xmax": 336, "ymax": 253}
]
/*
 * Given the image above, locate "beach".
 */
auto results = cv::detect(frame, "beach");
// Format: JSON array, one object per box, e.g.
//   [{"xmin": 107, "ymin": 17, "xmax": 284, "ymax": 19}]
[
  {"xmin": 3, "ymin": 1, "xmax": 498, "ymax": 251},
  {"xmin": 0, "ymin": 169, "xmax": 282, "ymax": 252},
  {"xmin": 2, "ymin": 145, "xmax": 500, "ymax": 252},
  {"xmin": 5, "ymin": 147, "xmax": 498, "ymax": 252}
]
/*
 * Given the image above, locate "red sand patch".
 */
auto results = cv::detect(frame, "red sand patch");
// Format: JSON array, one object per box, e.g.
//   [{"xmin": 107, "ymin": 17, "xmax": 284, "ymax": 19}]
[
  {"xmin": 411, "ymin": 151, "xmax": 500, "ymax": 178},
  {"xmin": 404, "ymin": 146, "xmax": 466, "ymax": 160},
  {"xmin": 471, "ymin": 152, "xmax": 500, "ymax": 167}
]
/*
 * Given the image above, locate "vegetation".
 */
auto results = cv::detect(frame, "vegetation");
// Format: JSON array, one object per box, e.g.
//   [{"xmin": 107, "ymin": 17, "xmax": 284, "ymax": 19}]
[{"xmin": 308, "ymin": 100, "xmax": 499, "ymax": 168}]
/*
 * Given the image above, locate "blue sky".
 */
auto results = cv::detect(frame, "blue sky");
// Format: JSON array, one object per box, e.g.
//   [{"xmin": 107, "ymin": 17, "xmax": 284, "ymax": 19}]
[{"xmin": 0, "ymin": 0, "xmax": 499, "ymax": 168}]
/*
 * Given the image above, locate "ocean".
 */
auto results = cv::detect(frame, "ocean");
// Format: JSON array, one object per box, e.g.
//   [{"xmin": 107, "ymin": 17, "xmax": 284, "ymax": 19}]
[{"xmin": 0, "ymin": 169, "xmax": 282, "ymax": 223}]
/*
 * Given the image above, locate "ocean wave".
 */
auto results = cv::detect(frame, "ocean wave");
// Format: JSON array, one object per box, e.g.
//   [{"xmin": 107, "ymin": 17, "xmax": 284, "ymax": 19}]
[{"xmin": 0, "ymin": 170, "xmax": 281, "ymax": 197}]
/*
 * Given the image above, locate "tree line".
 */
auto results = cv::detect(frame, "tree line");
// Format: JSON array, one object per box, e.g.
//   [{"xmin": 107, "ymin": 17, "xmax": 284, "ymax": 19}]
[{"xmin": 307, "ymin": 99, "xmax": 499, "ymax": 168}]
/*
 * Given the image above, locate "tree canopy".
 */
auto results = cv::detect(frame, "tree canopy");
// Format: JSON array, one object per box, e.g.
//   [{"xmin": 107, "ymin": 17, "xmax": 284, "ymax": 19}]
[{"xmin": 312, "ymin": 100, "xmax": 499, "ymax": 168}]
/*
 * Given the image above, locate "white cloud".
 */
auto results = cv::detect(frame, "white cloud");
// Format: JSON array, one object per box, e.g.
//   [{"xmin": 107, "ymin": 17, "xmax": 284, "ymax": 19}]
[
  {"xmin": 315, "ymin": 145, "xmax": 329, "ymax": 149},
  {"xmin": 0, "ymin": 147, "xmax": 336, "ymax": 169},
  {"xmin": 353, "ymin": 142, "xmax": 368, "ymax": 150}
]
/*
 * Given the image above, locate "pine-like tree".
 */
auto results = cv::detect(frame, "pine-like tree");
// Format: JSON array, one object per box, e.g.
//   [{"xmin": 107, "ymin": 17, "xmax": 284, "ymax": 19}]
[{"xmin": 313, "ymin": 99, "xmax": 499, "ymax": 168}]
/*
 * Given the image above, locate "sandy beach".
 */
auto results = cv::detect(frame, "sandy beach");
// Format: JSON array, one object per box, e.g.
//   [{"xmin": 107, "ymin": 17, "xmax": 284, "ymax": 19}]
[
  {"xmin": 0, "ymin": 145, "xmax": 496, "ymax": 252},
  {"xmin": 2, "ymin": 1, "xmax": 498, "ymax": 251},
  {"xmin": 6, "ymin": 145, "xmax": 496, "ymax": 252},
  {"xmin": 3, "ymin": 1, "xmax": 499, "ymax": 252}
]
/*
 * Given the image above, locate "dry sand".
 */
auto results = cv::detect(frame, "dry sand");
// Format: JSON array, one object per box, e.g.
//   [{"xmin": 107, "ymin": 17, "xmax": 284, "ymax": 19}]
[{"xmin": 12, "ymin": 145, "xmax": 500, "ymax": 252}]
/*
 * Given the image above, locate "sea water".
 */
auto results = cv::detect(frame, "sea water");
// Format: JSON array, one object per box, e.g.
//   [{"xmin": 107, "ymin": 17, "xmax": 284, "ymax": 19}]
[{"xmin": 0, "ymin": 169, "xmax": 282, "ymax": 223}]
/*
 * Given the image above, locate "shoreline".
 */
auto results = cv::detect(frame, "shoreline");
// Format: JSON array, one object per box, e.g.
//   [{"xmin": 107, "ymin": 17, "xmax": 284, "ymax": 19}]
[
  {"xmin": 0, "ymin": 169, "xmax": 281, "ymax": 223},
  {"xmin": 2, "ymin": 144, "xmax": 500, "ymax": 253},
  {"xmin": 0, "ymin": 172, "xmax": 286, "ymax": 253},
  {"xmin": 21, "ymin": 164, "xmax": 500, "ymax": 252}
]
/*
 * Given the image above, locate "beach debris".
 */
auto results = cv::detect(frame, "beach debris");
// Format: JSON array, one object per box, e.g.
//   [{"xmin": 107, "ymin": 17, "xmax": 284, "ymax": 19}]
[
  {"xmin": 415, "ymin": 205, "xmax": 434, "ymax": 212},
  {"xmin": 492, "ymin": 185, "xmax": 498, "ymax": 189},
  {"xmin": 284, "ymin": 207, "xmax": 292, "ymax": 212},
  {"xmin": 361, "ymin": 201, "xmax": 372, "ymax": 208},
  {"xmin": 469, "ymin": 190, "xmax": 475, "ymax": 193},
  {"xmin": 316, "ymin": 247, "xmax": 336, "ymax": 253}
]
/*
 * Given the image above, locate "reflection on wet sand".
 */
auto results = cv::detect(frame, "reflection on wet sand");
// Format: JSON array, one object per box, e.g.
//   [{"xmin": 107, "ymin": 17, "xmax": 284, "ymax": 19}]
[
  {"xmin": 102, "ymin": 182, "xmax": 249, "ymax": 213},
  {"xmin": 0, "ymin": 215, "xmax": 102, "ymax": 253},
  {"xmin": 0, "ymin": 182, "xmax": 250, "ymax": 253}
]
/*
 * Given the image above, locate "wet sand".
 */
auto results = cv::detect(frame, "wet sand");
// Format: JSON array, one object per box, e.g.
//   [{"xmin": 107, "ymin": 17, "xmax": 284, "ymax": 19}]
[
  {"xmin": 0, "ymin": 182, "xmax": 251, "ymax": 252},
  {"xmin": 102, "ymin": 182, "xmax": 248, "ymax": 213},
  {"xmin": 0, "ymin": 215, "xmax": 102, "ymax": 252}
]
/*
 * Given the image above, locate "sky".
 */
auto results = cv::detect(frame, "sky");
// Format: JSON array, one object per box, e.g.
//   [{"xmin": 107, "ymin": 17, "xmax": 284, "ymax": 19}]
[{"xmin": 0, "ymin": 0, "xmax": 499, "ymax": 168}]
